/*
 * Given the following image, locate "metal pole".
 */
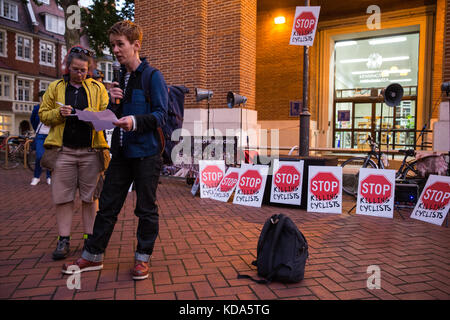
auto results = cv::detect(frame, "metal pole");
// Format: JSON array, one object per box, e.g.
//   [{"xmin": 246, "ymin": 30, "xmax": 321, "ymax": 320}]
[
  {"xmin": 299, "ymin": 0, "xmax": 311, "ymax": 156},
  {"xmin": 207, "ymin": 100, "xmax": 210, "ymax": 133}
]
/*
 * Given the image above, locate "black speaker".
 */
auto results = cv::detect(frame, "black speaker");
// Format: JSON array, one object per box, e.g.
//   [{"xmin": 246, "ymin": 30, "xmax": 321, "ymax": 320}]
[
  {"xmin": 227, "ymin": 92, "xmax": 247, "ymax": 108},
  {"xmin": 394, "ymin": 182, "xmax": 419, "ymax": 206},
  {"xmin": 195, "ymin": 88, "xmax": 213, "ymax": 102},
  {"xmin": 382, "ymin": 83, "xmax": 404, "ymax": 107},
  {"xmin": 262, "ymin": 156, "xmax": 339, "ymax": 209}
]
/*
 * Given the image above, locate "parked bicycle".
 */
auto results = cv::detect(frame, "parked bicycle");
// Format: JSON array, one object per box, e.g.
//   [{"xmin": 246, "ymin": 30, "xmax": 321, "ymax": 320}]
[
  {"xmin": 0, "ymin": 131, "xmax": 35, "ymax": 170},
  {"xmin": 341, "ymin": 135, "xmax": 421, "ymax": 196}
]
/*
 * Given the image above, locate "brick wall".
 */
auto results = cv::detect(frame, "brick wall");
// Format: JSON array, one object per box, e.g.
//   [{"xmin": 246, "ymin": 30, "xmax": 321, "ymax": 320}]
[
  {"xmin": 136, "ymin": 0, "xmax": 257, "ymax": 111},
  {"xmin": 444, "ymin": 0, "xmax": 450, "ymax": 82},
  {"xmin": 432, "ymin": 0, "xmax": 446, "ymax": 116},
  {"xmin": 256, "ymin": 7, "xmax": 303, "ymax": 121}
]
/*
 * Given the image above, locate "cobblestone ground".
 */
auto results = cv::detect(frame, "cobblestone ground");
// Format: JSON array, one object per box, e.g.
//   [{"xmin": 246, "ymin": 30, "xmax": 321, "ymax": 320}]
[{"xmin": 0, "ymin": 168, "xmax": 449, "ymax": 300}]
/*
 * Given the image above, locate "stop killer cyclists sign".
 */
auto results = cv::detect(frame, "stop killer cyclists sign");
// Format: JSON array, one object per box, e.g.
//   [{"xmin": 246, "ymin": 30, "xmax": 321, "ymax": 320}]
[
  {"xmin": 411, "ymin": 175, "xmax": 450, "ymax": 226},
  {"xmin": 307, "ymin": 166, "xmax": 342, "ymax": 214},
  {"xmin": 233, "ymin": 164, "xmax": 269, "ymax": 207},
  {"xmin": 289, "ymin": 6, "xmax": 321, "ymax": 46},
  {"xmin": 270, "ymin": 159, "xmax": 304, "ymax": 206},
  {"xmin": 210, "ymin": 167, "xmax": 241, "ymax": 203},
  {"xmin": 356, "ymin": 168, "xmax": 396, "ymax": 219},
  {"xmin": 199, "ymin": 160, "xmax": 225, "ymax": 199}
]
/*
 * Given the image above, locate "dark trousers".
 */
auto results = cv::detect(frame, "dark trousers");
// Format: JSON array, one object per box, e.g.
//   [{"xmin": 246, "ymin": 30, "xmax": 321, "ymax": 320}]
[{"xmin": 85, "ymin": 150, "xmax": 162, "ymax": 260}]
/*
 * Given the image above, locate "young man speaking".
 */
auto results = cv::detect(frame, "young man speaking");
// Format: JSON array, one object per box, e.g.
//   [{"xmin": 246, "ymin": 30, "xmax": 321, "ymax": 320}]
[{"xmin": 62, "ymin": 20, "xmax": 168, "ymax": 280}]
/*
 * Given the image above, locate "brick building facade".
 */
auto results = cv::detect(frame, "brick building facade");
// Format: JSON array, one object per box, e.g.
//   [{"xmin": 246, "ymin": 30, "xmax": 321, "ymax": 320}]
[
  {"xmin": 0, "ymin": 0, "xmax": 112, "ymax": 136},
  {"xmin": 136, "ymin": 0, "xmax": 447, "ymax": 153}
]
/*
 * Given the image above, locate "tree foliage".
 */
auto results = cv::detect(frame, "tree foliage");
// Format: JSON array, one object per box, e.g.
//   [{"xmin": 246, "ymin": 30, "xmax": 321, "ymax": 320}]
[
  {"xmin": 26, "ymin": 0, "xmax": 134, "ymax": 57},
  {"xmin": 82, "ymin": 0, "xmax": 135, "ymax": 57}
]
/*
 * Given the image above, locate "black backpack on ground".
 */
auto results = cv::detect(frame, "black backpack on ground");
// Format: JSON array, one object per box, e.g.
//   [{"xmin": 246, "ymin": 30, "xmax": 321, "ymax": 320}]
[{"xmin": 238, "ymin": 213, "xmax": 309, "ymax": 284}]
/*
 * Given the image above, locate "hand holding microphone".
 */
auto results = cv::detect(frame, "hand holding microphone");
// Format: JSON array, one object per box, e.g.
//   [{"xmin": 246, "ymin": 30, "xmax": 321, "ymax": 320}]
[{"xmin": 111, "ymin": 61, "xmax": 122, "ymax": 105}]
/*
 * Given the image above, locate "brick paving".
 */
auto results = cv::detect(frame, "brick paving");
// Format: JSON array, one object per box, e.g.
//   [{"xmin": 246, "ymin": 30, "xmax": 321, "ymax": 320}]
[{"xmin": 0, "ymin": 167, "xmax": 449, "ymax": 300}]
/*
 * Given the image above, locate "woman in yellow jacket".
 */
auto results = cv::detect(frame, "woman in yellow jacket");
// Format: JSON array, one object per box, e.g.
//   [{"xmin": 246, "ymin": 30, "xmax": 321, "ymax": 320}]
[{"xmin": 39, "ymin": 46, "xmax": 110, "ymax": 260}]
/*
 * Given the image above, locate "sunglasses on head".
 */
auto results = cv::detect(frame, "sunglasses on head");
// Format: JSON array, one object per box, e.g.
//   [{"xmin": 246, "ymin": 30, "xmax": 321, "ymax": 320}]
[{"xmin": 70, "ymin": 47, "xmax": 93, "ymax": 57}]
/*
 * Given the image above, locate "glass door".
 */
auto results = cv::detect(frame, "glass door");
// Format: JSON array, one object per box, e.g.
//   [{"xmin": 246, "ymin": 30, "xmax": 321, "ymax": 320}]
[
  {"xmin": 353, "ymin": 103, "xmax": 373, "ymax": 150},
  {"xmin": 335, "ymin": 102, "xmax": 352, "ymax": 148}
]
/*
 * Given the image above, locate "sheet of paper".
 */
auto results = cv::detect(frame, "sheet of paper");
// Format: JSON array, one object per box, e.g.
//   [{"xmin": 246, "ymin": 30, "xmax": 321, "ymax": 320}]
[{"xmin": 75, "ymin": 109, "xmax": 118, "ymax": 131}]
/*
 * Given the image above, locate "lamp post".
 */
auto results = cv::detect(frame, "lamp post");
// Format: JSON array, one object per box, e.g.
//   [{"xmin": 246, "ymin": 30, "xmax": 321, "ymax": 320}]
[{"xmin": 299, "ymin": 0, "xmax": 311, "ymax": 156}]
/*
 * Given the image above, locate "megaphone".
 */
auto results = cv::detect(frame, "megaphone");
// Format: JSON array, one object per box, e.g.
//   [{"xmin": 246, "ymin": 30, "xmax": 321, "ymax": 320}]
[
  {"xmin": 382, "ymin": 83, "xmax": 404, "ymax": 107},
  {"xmin": 227, "ymin": 91, "xmax": 247, "ymax": 108},
  {"xmin": 195, "ymin": 88, "xmax": 213, "ymax": 102}
]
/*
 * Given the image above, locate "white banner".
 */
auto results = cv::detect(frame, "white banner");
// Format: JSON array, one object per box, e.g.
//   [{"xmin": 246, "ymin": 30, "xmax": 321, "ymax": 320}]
[
  {"xmin": 356, "ymin": 168, "xmax": 396, "ymax": 218},
  {"xmin": 410, "ymin": 175, "xmax": 450, "ymax": 226},
  {"xmin": 307, "ymin": 166, "xmax": 342, "ymax": 214},
  {"xmin": 210, "ymin": 167, "xmax": 241, "ymax": 203},
  {"xmin": 233, "ymin": 164, "xmax": 269, "ymax": 207},
  {"xmin": 199, "ymin": 160, "xmax": 225, "ymax": 199},
  {"xmin": 289, "ymin": 6, "xmax": 321, "ymax": 46},
  {"xmin": 270, "ymin": 160, "xmax": 304, "ymax": 206}
]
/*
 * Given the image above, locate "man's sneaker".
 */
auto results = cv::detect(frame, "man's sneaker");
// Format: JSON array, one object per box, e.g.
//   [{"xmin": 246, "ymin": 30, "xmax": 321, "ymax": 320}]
[
  {"xmin": 52, "ymin": 237, "xmax": 70, "ymax": 260},
  {"xmin": 30, "ymin": 178, "xmax": 40, "ymax": 186},
  {"xmin": 62, "ymin": 258, "xmax": 103, "ymax": 275},
  {"xmin": 132, "ymin": 260, "xmax": 149, "ymax": 280},
  {"xmin": 46, "ymin": 178, "xmax": 51, "ymax": 185}
]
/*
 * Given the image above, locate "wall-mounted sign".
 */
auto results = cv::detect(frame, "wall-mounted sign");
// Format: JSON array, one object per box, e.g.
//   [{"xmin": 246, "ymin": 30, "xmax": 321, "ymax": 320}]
[
  {"xmin": 289, "ymin": 6, "xmax": 321, "ymax": 46},
  {"xmin": 337, "ymin": 110, "xmax": 350, "ymax": 122}
]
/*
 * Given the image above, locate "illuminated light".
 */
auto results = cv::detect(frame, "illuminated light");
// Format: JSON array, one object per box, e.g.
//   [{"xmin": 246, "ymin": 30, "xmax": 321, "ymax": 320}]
[
  {"xmin": 352, "ymin": 69, "xmax": 411, "ymax": 75},
  {"xmin": 383, "ymin": 56, "xmax": 410, "ymax": 62},
  {"xmin": 340, "ymin": 58, "xmax": 368, "ymax": 64},
  {"xmin": 360, "ymin": 79, "xmax": 385, "ymax": 83},
  {"xmin": 340, "ymin": 56, "xmax": 410, "ymax": 64},
  {"xmin": 274, "ymin": 16, "xmax": 286, "ymax": 24},
  {"xmin": 335, "ymin": 41, "xmax": 357, "ymax": 47},
  {"xmin": 369, "ymin": 36, "xmax": 407, "ymax": 45},
  {"xmin": 390, "ymin": 79, "xmax": 412, "ymax": 82},
  {"xmin": 352, "ymin": 70, "xmax": 378, "ymax": 75}
]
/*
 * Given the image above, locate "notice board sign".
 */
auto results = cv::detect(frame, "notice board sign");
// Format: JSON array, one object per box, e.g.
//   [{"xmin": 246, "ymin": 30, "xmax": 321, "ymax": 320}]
[
  {"xmin": 289, "ymin": 6, "xmax": 321, "ymax": 46},
  {"xmin": 199, "ymin": 160, "xmax": 225, "ymax": 199},
  {"xmin": 210, "ymin": 167, "xmax": 241, "ymax": 203},
  {"xmin": 270, "ymin": 159, "xmax": 304, "ymax": 206},
  {"xmin": 356, "ymin": 168, "xmax": 396, "ymax": 219},
  {"xmin": 307, "ymin": 166, "xmax": 342, "ymax": 214},
  {"xmin": 410, "ymin": 175, "xmax": 450, "ymax": 226},
  {"xmin": 233, "ymin": 164, "xmax": 269, "ymax": 207}
]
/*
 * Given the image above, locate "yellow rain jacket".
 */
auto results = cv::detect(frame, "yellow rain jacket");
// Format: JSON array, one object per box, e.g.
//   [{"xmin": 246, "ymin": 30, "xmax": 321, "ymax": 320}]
[{"xmin": 39, "ymin": 76, "xmax": 110, "ymax": 149}]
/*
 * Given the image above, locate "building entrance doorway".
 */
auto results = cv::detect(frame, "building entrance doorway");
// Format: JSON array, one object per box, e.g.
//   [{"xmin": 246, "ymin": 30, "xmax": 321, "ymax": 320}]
[
  {"xmin": 334, "ymin": 87, "xmax": 417, "ymax": 150},
  {"xmin": 333, "ymin": 32, "xmax": 419, "ymax": 150}
]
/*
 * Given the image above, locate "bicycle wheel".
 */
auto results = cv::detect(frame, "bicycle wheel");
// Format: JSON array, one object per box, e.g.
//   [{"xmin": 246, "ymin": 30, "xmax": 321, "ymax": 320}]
[
  {"xmin": 341, "ymin": 157, "xmax": 377, "ymax": 196},
  {"xmin": 396, "ymin": 160, "xmax": 420, "ymax": 180},
  {"xmin": 1, "ymin": 152, "xmax": 19, "ymax": 169}
]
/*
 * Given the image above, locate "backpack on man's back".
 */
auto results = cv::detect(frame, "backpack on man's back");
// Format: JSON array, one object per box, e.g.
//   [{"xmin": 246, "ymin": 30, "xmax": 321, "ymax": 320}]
[
  {"xmin": 238, "ymin": 213, "xmax": 309, "ymax": 284},
  {"xmin": 141, "ymin": 66, "xmax": 189, "ymax": 164}
]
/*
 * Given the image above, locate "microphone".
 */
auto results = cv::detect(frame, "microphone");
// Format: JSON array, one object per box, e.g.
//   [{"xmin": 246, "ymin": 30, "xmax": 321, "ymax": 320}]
[{"xmin": 112, "ymin": 61, "xmax": 121, "ymax": 105}]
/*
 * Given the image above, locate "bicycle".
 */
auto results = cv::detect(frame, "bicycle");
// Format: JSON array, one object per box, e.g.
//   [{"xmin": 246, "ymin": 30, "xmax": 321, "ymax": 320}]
[
  {"xmin": 341, "ymin": 135, "xmax": 421, "ymax": 196},
  {"xmin": 1, "ymin": 131, "xmax": 35, "ymax": 170}
]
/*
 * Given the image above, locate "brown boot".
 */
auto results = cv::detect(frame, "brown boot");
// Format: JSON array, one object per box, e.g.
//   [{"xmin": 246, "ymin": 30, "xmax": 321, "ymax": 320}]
[{"xmin": 132, "ymin": 260, "xmax": 149, "ymax": 280}]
